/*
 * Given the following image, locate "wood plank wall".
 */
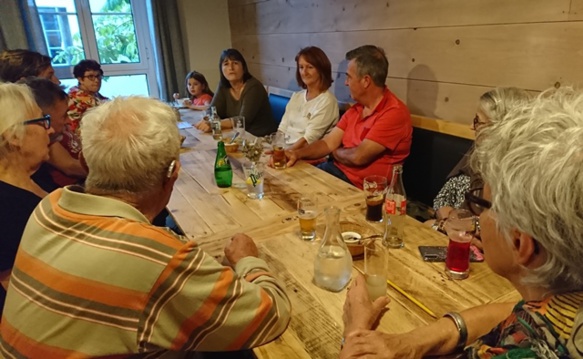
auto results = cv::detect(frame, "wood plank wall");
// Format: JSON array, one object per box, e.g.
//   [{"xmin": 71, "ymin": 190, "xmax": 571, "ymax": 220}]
[{"xmin": 227, "ymin": 0, "xmax": 583, "ymax": 124}]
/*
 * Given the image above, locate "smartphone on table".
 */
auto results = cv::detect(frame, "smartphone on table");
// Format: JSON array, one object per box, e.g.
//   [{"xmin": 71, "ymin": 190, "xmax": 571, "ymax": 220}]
[{"xmin": 418, "ymin": 245, "xmax": 484, "ymax": 262}]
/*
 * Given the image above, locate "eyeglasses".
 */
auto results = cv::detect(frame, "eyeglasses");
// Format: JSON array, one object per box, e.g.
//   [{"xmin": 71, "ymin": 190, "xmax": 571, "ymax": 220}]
[
  {"xmin": 472, "ymin": 115, "xmax": 488, "ymax": 130},
  {"xmin": 83, "ymin": 74, "xmax": 103, "ymax": 81},
  {"xmin": 23, "ymin": 114, "xmax": 51, "ymax": 130},
  {"xmin": 464, "ymin": 188, "xmax": 492, "ymax": 216}
]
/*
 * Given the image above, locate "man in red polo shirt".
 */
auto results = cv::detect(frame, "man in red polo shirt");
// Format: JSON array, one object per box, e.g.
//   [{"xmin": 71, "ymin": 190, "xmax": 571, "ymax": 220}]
[{"xmin": 285, "ymin": 45, "xmax": 412, "ymax": 189}]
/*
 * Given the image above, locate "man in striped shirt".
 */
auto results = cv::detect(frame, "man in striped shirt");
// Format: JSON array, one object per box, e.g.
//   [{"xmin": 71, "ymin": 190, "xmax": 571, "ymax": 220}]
[{"xmin": 0, "ymin": 97, "xmax": 291, "ymax": 358}]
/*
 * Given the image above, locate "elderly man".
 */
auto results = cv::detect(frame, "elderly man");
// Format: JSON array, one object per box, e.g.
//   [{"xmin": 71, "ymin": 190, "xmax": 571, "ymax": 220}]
[
  {"xmin": 0, "ymin": 49, "xmax": 60, "ymax": 84},
  {"xmin": 0, "ymin": 97, "xmax": 291, "ymax": 358},
  {"xmin": 24, "ymin": 78, "xmax": 87, "ymax": 192},
  {"xmin": 340, "ymin": 87, "xmax": 583, "ymax": 358},
  {"xmin": 286, "ymin": 45, "xmax": 412, "ymax": 189}
]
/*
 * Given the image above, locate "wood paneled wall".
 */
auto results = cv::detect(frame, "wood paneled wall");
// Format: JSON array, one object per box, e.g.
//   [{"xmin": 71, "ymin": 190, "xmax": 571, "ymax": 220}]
[{"xmin": 227, "ymin": 0, "xmax": 583, "ymax": 124}]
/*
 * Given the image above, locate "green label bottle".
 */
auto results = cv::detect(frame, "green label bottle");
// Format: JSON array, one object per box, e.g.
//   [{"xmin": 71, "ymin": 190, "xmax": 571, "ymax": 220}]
[{"xmin": 214, "ymin": 141, "xmax": 232, "ymax": 188}]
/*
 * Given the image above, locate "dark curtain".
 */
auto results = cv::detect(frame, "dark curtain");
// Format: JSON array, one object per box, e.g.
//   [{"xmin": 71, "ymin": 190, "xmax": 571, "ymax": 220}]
[
  {"xmin": 0, "ymin": 0, "xmax": 48, "ymax": 53},
  {"xmin": 150, "ymin": 0, "xmax": 188, "ymax": 102}
]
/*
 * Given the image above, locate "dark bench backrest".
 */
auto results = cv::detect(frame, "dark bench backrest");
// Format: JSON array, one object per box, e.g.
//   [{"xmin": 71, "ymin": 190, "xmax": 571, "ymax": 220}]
[
  {"xmin": 403, "ymin": 127, "xmax": 473, "ymax": 207},
  {"xmin": 268, "ymin": 93, "xmax": 290, "ymax": 125}
]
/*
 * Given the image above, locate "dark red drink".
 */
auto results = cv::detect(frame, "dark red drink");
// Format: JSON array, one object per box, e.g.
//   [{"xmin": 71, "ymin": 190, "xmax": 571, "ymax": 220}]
[
  {"xmin": 445, "ymin": 238, "xmax": 471, "ymax": 279},
  {"xmin": 366, "ymin": 195, "xmax": 384, "ymax": 222}
]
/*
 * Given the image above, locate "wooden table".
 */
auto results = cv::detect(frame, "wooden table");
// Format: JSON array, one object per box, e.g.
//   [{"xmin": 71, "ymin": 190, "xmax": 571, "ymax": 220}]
[{"xmin": 169, "ymin": 109, "xmax": 520, "ymax": 359}]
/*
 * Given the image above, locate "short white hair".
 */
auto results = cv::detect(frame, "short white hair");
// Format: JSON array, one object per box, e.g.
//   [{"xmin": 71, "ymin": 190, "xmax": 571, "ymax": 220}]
[
  {"xmin": 0, "ymin": 82, "xmax": 42, "ymax": 158},
  {"xmin": 472, "ymin": 86, "xmax": 583, "ymax": 293},
  {"xmin": 478, "ymin": 87, "xmax": 531, "ymax": 124},
  {"xmin": 80, "ymin": 96, "xmax": 180, "ymax": 194}
]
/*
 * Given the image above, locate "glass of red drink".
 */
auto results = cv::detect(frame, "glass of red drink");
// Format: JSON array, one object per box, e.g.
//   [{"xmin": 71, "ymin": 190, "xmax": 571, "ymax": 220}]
[{"xmin": 444, "ymin": 209, "xmax": 476, "ymax": 279}]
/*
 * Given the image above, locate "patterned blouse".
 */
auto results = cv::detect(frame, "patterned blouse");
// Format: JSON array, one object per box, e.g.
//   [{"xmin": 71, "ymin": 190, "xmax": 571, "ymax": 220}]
[
  {"xmin": 466, "ymin": 292, "xmax": 583, "ymax": 358},
  {"xmin": 67, "ymin": 86, "xmax": 109, "ymax": 132},
  {"xmin": 433, "ymin": 174, "xmax": 471, "ymax": 212}
]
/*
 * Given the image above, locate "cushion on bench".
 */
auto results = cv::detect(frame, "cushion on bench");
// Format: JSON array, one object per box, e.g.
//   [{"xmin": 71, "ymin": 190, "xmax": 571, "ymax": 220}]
[
  {"xmin": 403, "ymin": 127, "xmax": 473, "ymax": 208},
  {"xmin": 268, "ymin": 93, "xmax": 290, "ymax": 125}
]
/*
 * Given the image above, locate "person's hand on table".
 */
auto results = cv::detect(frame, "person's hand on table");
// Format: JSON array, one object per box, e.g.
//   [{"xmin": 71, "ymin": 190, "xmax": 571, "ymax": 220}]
[
  {"xmin": 224, "ymin": 233, "xmax": 259, "ymax": 266},
  {"xmin": 343, "ymin": 274, "xmax": 390, "ymax": 336},
  {"xmin": 195, "ymin": 120, "xmax": 211, "ymax": 133},
  {"xmin": 340, "ymin": 330, "xmax": 422, "ymax": 359},
  {"xmin": 436, "ymin": 206, "xmax": 454, "ymax": 221},
  {"xmin": 285, "ymin": 150, "xmax": 299, "ymax": 167}
]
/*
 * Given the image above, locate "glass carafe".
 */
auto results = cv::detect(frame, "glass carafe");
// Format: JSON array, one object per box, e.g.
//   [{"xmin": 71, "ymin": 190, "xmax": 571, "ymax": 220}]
[{"xmin": 314, "ymin": 206, "xmax": 353, "ymax": 292}]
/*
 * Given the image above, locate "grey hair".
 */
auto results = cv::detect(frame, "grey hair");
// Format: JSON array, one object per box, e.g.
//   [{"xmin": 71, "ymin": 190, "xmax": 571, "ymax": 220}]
[
  {"xmin": 345, "ymin": 45, "xmax": 389, "ymax": 88},
  {"xmin": 472, "ymin": 86, "xmax": 583, "ymax": 293},
  {"xmin": 0, "ymin": 82, "xmax": 42, "ymax": 158},
  {"xmin": 80, "ymin": 96, "xmax": 181, "ymax": 194},
  {"xmin": 478, "ymin": 87, "xmax": 532, "ymax": 124}
]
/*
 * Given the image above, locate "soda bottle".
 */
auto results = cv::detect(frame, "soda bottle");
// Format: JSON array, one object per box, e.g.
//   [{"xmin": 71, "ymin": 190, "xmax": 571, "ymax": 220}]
[
  {"xmin": 314, "ymin": 206, "xmax": 353, "ymax": 292},
  {"xmin": 214, "ymin": 141, "xmax": 232, "ymax": 188},
  {"xmin": 210, "ymin": 106, "xmax": 223, "ymax": 140},
  {"xmin": 382, "ymin": 165, "xmax": 406, "ymax": 248}
]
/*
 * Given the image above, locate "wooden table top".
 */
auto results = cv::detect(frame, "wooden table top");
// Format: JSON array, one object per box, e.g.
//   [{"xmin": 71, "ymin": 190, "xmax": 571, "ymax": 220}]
[{"xmin": 169, "ymin": 109, "xmax": 520, "ymax": 359}]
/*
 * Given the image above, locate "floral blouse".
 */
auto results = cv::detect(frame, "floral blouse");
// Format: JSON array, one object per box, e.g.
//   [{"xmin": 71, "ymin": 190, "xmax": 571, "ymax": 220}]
[{"xmin": 67, "ymin": 86, "xmax": 109, "ymax": 132}]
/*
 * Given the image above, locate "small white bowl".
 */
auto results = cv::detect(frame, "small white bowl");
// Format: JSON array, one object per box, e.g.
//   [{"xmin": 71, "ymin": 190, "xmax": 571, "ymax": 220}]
[{"xmin": 342, "ymin": 231, "xmax": 361, "ymax": 244}]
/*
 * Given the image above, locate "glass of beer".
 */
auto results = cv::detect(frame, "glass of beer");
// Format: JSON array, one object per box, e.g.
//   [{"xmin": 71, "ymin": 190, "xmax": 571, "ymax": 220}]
[
  {"xmin": 363, "ymin": 176, "xmax": 387, "ymax": 222},
  {"xmin": 271, "ymin": 131, "xmax": 287, "ymax": 169},
  {"xmin": 298, "ymin": 196, "xmax": 318, "ymax": 240},
  {"xmin": 444, "ymin": 209, "xmax": 476, "ymax": 280},
  {"xmin": 364, "ymin": 239, "xmax": 388, "ymax": 301}
]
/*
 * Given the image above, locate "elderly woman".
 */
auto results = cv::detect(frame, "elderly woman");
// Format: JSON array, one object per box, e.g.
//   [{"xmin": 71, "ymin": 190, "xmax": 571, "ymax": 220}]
[
  {"xmin": 432, "ymin": 87, "xmax": 531, "ymax": 228},
  {"xmin": 0, "ymin": 82, "xmax": 54, "ymax": 314},
  {"xmin": 341, "ymin": 87, "xmax": 583, "ymax": 358},
  {"xmin": 196, "ymin": 48, "xmax": 277, "ymax": 137},
  {"xmin": 68, "ymin": 59, "xmax": 109, "ymax": 132},
  {"xmin": 278, "ymin": 46, "xmax": 339, "ymax": 150}
]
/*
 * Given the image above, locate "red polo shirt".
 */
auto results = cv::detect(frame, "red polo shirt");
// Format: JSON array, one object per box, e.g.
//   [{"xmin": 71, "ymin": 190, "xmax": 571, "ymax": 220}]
[{"xmin": 335, "ymin": 88, "xmax": 412, "ymax": 189}]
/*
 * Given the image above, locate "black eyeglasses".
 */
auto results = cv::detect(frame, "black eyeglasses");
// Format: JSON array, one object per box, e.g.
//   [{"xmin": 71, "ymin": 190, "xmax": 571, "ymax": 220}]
[
  {"xmin": 83, "ymin": 74, "xmax": 103, "ymax": 81},
  {"xmin": 23, "ymin": 114, "xmax": 51, "ymax": 130},
  {"xmin": 472, "ymin": 115, "xmax": 488, "ymax": 130},
  {"xmin": 465, "ymin": 188, "xmax": 492, "ymax": 216}
]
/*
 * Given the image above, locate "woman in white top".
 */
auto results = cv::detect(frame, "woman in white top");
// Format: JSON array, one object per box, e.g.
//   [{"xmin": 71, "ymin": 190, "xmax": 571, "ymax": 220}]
[{"xmin": 278, "ymin": 46, "xmax": 339, "ymax": 150}]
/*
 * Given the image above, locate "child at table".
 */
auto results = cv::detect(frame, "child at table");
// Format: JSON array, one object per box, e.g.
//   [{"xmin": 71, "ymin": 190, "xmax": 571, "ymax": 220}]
[{"xmin": 175, "ymin": 71, "xmax": 214, "ymax": 110}]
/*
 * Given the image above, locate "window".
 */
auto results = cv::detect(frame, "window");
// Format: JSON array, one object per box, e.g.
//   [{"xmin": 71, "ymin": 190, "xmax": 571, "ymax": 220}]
[{"xmin": 35, "ymin": 0, "xmax": 158, "ymax": 97}]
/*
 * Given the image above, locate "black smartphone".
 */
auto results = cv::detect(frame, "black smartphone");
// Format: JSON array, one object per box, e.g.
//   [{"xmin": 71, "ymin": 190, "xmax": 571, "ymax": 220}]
[{"xmin": 418, "ymin": 245, "xmax": 484, "ymax": 262}]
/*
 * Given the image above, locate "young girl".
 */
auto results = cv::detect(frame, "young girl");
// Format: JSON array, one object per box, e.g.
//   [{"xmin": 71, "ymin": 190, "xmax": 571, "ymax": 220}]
[{"xmin": 178, "ymin": 71, "xmax": 214, "ymax": 110}]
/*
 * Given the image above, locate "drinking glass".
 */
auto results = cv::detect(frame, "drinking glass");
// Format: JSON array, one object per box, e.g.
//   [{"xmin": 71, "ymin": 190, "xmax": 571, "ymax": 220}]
[
  {"xmin": 231, "ymin": 116, "xmax": 245, "ymax": 142},
  {"xmin": 298, "ymin": 197, "xmax": 318, "ymax": 240},
  {"xmin": 363, "ymin": 176, "xmax": 387, "ymax": 222},
  {"xmin": 444, "ymin": 209, "xmax": 476, "ymax": 280},
  {"xmin": 271, "ymin": 131, "xmax": 287, "ymax": 169},
  {"xmin": 364, "ymin": 239, "xmax": 388, "ymax": 301},
  {"xmin": 242, "ymin": 161, "xmax": 264, "ymax": 199}
]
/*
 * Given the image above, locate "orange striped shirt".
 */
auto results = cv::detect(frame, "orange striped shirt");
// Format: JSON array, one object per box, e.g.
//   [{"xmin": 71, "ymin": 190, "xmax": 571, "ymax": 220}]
[{"xmin": 0, "ymin": 186, "xmax": 291, "ymax": 358}]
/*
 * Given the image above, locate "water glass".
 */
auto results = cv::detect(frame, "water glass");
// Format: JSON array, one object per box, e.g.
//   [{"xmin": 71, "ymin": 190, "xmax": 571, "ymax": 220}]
[
  {"xmin": 298, "ymin": 197, "xmax": 318, "ymax": 240},
  {"xmin": 363, "ymin": 176, "xmax": 387, "ymax": 222},
  {"xmin": 364, "ymin": 239, "xmax": 388, "ymax": 301},
  {"xmin": 242, "ymin": 162, "xmax": 264, "ymax": 199},
  {"xmin": 231, "ymin": 116, "xmax": 245, "ymax": 141},
  {"xmin": 271, "ymin": 131, "xmax": 287, "ymax": 169},
  {"xmin": 444, "ymin": 209, "xmax": 476, "ymax": 280}
]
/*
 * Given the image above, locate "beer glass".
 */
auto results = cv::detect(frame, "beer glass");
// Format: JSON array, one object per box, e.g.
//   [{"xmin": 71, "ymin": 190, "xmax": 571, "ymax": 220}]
[
  {"xmin": 298, "ymin": 197, "xmax": 318, "ymax": 240},
  {"xmin": 363, "ymin": 176, "xmax": 387, "ymax": 222},
  {"xmin": 271, "ymin": 131, "xmax": 287, "ymax": 169}
]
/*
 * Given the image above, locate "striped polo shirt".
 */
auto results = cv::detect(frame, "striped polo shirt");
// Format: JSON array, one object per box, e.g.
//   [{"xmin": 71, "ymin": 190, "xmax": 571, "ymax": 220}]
[{"xmin": 0, "ymin": 186, "xmax": 291, "ymax": 358}]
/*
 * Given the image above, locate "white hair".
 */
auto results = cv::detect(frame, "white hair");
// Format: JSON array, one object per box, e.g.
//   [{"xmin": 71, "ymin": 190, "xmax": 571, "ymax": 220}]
[
  {"xmin": 472, "ymin": 86, "xmax": 583, "ymax": 293},
  {"xmin": 80, "ymin": 96, "xmax": 180, "ymax": 194},
  {"xmin": 0, "ymin": 82, "xmax": 42, "ymax": 158},
  {"xmin": 479, "ymin": 87, "xmax": 532, "ymax": 124}
]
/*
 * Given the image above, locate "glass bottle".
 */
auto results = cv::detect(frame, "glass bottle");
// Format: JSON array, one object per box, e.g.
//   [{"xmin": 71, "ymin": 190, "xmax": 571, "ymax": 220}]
[
  {"xmin": 210, "ymin": 106, "xmax": 222, "ymax": 140},
  {"xmin": 214, "ymin": 141, "xmax": 232, "ymax": 188},
  {"xmin": 382, "ymin": 165, "xmax": 407, "ymax": 248},
  {"xmin": 314, "ymin": 206, "xmax": 353, "ymax": 292}
]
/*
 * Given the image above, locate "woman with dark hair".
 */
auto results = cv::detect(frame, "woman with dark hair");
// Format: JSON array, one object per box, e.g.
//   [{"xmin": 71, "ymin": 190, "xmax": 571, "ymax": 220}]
[
  {"xmin": 196, "ymin": 49, "xmax": 277, "ymax": 137},
  {"xmin": 174, "ymin": 71, "xmax": 214, "ymax": 111},
  {"xmin": 0, "ymin": 49, "xmax": 59, "ymax": 84},
  {"xmin": 278, "ymin": 46, "xmax": 339, "ymax": 150},
  {"xmin": 68, "ymin": 59, "xmax": 109, "ymax": 132}
]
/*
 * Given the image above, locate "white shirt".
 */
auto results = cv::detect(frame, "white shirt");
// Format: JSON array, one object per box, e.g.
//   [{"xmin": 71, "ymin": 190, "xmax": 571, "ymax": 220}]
[{"xmin": 278, "ymin": 89, "xmax": 339, "ymax": 145}]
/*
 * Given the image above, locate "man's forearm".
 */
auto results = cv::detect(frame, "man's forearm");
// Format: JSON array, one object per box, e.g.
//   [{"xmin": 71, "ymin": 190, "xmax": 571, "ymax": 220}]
[
  {"xmin": 294, "ymin": 139, "xmax": 332, "ymax": 160},
  {"xmin": 332, "ymin": 147, "xmax": 365, "ymax": 166}
]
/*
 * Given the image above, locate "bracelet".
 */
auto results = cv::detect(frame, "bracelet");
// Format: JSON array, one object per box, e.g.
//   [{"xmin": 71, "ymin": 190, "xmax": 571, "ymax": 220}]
[{"xmin": 443, "ymin": 312, "xmax": 468, "ymax": 351}]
